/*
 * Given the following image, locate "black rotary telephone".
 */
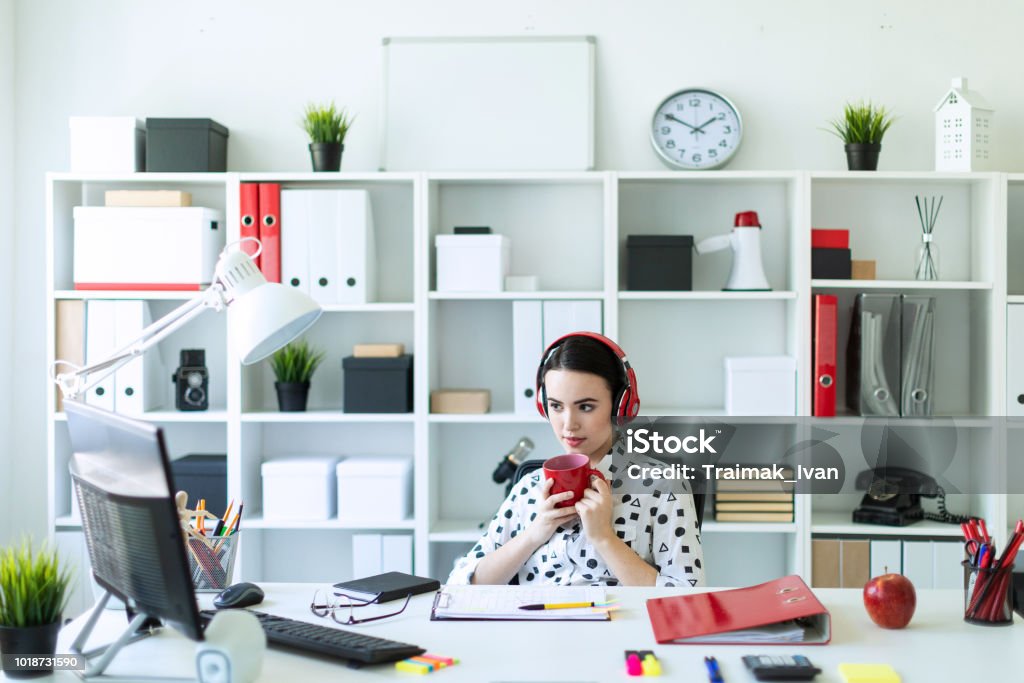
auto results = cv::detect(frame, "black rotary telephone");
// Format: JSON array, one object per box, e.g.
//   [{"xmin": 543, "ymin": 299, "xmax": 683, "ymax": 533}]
[{"xmin": 853, "ymin": 467, "xmax": 970, "ymax": 527}]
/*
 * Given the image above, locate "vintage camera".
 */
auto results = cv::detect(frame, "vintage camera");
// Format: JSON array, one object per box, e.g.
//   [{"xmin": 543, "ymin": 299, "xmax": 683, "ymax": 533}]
[{"xmin": 173, "ymin": 349, "xmax": 209, "ymax": 411}]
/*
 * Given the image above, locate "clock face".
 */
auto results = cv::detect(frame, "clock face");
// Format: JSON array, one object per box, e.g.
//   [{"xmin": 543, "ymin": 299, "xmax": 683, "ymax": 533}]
[{"xmin": 650, "ymin": 89, "xmax": 743, "ymax": 170}]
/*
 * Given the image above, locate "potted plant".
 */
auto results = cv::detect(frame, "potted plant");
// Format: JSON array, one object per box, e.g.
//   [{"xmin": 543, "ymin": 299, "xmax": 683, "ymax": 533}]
[
  {"xmin": 826, "ymin": 101, "xmax": 895, "ymax": 171},
  {"xmin": 269, "ymin": 338, "xmax": 325, "ymax": 411},
  {"xmin": 301, "ymin": 101, "xmax": 354, "ymax": 172},
  {"xmin": 0, "ymin": 539, "xmax": 72, "ymax": 679}
]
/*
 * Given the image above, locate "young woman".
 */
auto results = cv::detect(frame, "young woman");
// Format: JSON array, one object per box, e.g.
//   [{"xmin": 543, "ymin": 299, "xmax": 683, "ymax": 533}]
[{"xmin": 448, "ymin": 332, "xmax": 705, "ymax": 587}]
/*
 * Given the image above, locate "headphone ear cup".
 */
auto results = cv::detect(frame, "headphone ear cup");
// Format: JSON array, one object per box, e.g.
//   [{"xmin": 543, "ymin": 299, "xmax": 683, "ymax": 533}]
[{"xmin": 536, "ymin": 383, "xmax": 548, "ymax": 418}]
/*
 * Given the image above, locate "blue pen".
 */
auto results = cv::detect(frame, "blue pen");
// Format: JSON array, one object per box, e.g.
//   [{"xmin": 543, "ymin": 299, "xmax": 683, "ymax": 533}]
[{"xmin": 704, "ymin": 656, "xmax": 724, "ymax": 683}]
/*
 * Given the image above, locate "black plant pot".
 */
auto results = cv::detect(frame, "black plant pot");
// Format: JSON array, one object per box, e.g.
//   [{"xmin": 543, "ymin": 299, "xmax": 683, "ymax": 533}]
[
  {"xmin": 309, "ymin": 143, "xmax": 343, "ymax": 172},
  {"xmin": 0, "ymin": 621, "xmax": 62, "ymax": 679},
  {"xmin": 275, "ymin": 381, "xmax": 310, "ymax": 412},
  {"xmin": 845, "ymin": 142, "xmax": 881, "ymax": 171}
]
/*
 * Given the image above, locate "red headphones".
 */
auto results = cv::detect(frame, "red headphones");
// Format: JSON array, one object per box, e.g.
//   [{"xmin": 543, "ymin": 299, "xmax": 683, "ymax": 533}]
[{"xmin": 535, "ymin": 332, "xmax": 640, "ymax": 419}]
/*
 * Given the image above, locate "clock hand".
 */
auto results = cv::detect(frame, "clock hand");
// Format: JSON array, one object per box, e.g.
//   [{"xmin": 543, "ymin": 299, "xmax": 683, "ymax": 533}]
[
  {"xmin": 692, "ymin": 116, "xmax": 719, "ymax": 133},
  {"xmin": 665, "ymin": 113, "xmax": 698, "ymax": 131}
]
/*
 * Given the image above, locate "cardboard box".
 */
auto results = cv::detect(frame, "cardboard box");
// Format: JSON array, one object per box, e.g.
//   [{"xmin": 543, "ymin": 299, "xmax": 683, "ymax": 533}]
[
  {"xmin": 261, "ymin": 455, "xmax": 342, "ymax": 521},
  {"xmin": 337, "ymin": 456, "xmax": 412, "ymax": 522},
  {"xmin": 104, "ymin": 190, "xmax": 192, "ymax": 207},
  {"xmin": 436, "ymin": 234, "xmax": 509, "ymax": 292},
  {"xmin": 852, "ymin": 260, "xmax": 877, "ymax": 280},
  {"xmin": 430, "ymin": 389, "xmax": 491, "ymax": 414},
  {"xmin": 69, "ymin": 117, "xmax": 145, "ymax": 173},
  {"xmin": 353, "ymin": 343, "xmax": 405, "ymax": 358}
]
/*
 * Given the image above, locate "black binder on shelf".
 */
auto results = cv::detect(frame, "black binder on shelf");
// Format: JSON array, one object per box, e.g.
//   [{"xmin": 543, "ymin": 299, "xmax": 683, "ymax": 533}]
[{"xmin": 846, "ymin": 294, "xmax": 935, "ymax": 417}]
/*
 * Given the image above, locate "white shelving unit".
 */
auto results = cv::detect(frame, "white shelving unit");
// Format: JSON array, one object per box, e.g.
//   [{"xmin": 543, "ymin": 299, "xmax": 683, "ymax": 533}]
[{"xmin": 45, "ymin": 170, "xmax": 1019, "ymax": 613}]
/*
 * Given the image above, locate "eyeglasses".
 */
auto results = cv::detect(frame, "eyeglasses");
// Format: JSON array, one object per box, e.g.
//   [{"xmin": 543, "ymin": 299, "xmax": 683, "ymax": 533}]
[{"xmin": 309, "ymin": 589, "xmax": 412, "ymax": 625}]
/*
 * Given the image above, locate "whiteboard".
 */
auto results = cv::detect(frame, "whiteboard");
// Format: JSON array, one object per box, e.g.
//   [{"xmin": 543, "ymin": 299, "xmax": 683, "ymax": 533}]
[{"xmin": 381, "ymin": 36, "xmax": 595, "ymax": 171}]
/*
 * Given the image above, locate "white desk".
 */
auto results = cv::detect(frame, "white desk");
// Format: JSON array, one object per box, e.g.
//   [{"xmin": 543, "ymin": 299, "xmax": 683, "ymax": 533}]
[{"xmin": 6, "ymin": 584, "xmax": 1019, "ymax": 681}]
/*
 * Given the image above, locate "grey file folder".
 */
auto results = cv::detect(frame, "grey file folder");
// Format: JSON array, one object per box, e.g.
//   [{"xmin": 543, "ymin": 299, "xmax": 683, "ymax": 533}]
[{"xmin": 846, "ymin": 294, "xmax": 936, "ymax": 417}]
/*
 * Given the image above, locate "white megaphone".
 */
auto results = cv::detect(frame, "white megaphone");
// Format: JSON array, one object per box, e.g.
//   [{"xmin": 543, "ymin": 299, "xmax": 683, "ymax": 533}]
[{"xmin": 695, "ymin": 211, "xmax": 771, "ymax": 291}]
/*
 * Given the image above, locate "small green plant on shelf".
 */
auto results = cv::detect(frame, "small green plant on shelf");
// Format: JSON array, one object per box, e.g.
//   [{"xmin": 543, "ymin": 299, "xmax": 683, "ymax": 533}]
[
  {"xmin": 270, "ymin": 339, "xmax": 325, "ymax": 385},
  {"xmin": 826, "ymin": 101, "xmax": 895, "ymax": 144},
  {"xmin": 301, "ymin": 101, "xmax": 354, "ymax": 145},
  {"xmin": 0, "ymin": 538, "xmax": 72, "ymax": 628}
]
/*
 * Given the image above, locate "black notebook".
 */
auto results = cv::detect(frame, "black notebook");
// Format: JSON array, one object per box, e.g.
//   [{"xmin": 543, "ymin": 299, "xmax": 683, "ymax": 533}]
[{"xmin": 333, "ymin": 572, "xmax": 440, "ymax": 604}]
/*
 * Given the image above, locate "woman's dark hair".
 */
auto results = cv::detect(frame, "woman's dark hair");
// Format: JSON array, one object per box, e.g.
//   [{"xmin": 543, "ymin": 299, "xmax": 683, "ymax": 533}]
[{"xmin": 540, "ymin": 335, "xmax": 626, "ymax": 409}]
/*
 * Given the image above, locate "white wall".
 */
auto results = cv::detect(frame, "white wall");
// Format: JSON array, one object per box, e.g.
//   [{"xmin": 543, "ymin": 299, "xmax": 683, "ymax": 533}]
[
  {"xmin": 11, "ymin": 0, "xmax": 1024, "ymax": 533},
  {"xmin": 0, "ymin": 0, "xmax": 14, "ymax": 547}
]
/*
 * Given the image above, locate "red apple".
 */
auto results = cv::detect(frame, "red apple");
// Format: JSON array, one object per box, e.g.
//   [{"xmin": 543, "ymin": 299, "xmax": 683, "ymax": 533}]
[{"xmin": 863, "ymin": 572, "xmax": 916, "ymax": 629}]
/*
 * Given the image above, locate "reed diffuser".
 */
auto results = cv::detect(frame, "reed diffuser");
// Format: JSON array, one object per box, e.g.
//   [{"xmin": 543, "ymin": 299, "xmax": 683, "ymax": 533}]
[{"xmin": 914, "ymin": 195, "xmax": 943, "ymax": 280}]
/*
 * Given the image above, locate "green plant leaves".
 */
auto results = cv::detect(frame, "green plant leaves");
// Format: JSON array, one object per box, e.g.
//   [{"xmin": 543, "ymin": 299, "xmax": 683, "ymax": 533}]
[
  {"xmin": 0, "ymin": 538, "xmax": 72, "ymax": 627},
  {"xmin": 827, "ymin": 102, "xmax": 895, "ymax": 144},
  {"xmin": 269, "ymin": 338, "xmax": 326, "ymax": 384},
  {"xmin": 301, "ymin": 101, "xmax": 355, "ymax": 144}
]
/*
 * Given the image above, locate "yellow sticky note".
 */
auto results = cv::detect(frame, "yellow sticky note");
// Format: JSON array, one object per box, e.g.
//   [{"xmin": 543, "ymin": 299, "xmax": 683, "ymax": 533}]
[
  {"xmin": 838, "ymin": 663, "xmax": 901, "ymax": 683},
  {"xmin": 395, "ymin": 659, "xmax": 432, "ymax": 674}
]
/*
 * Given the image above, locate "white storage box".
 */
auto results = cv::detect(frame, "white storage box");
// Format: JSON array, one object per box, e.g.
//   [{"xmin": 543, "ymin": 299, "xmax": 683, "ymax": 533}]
[
  {"xmin": 69, "ymin": 117, "xmax": 145, "ymax": 173},
  {"xmin": 73, "ymin": 207, "xmax": 225, "ymax": 290},
  {"xmin": 336, "ymin": 456, "xmax": 412, "ymax": 522},
  {"xmin": 261, "ymin": 455, "xmax": 342, "ymax": 521},
  {"xmin": 725, "ymin": 356, "xmax": 797, "ymax": 416},
  {"xmin": 436, "ymin": 234, "xmax": 510, "ymax": 292}
]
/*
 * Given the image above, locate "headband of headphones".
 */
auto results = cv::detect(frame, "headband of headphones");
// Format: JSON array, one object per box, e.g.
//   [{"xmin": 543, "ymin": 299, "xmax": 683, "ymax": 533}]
[{"xmin": 535, "ymin": 331, "xmax": 640, "ymax": 419}]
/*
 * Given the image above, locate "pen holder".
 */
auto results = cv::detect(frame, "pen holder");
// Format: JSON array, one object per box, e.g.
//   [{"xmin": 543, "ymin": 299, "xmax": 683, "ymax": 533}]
[
  {"xmin": 963, "ymin": 560, "xmax": 1014, "ymax": 626},
  {"xmin": 187, "ymin": 531, "xmax": 239, "ymax": 592}
]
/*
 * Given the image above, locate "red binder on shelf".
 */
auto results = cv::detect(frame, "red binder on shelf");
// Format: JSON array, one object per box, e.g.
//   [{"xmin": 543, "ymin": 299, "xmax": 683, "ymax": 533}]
[
  {"xmin": 240, "ymin": 183, "xmax": 261, "ymax": 270},
  {"xmin": 258, "ymin": 182, "xmax": 281, "ymax": 283},
  {"xmin": 813, "ymin": 293, "xmax": 838, "ymax": 416},
  {"xmin": 646, "ymin": 575, "xmax": 831, "ymax": 645}
]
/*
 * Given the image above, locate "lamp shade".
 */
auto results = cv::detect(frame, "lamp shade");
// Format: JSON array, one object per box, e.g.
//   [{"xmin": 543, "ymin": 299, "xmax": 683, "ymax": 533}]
[{"xmin": 230, "ymin": 282, "xmax": 323, "ymax": 364}]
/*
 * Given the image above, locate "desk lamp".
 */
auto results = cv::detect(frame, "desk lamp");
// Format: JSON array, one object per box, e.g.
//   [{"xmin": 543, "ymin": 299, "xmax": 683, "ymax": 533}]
[{"xmin": 53, "ymin": 239, "xmax": 322, "ymax": 400}]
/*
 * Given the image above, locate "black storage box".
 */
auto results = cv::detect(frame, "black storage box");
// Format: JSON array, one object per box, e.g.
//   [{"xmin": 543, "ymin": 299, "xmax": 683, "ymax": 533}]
[
  {"xmin": 146, "ymin": 118, "xmax": 229, "ymax": 172},
  {"xmin": 626, "ymin": 235, "xmax": 694, "ymax": 290},
  {"xmin": 342, "ymin": 354, "xmax": 413, "ymax": 413},
  {"xmin": 170, "ymin": 454, "xmax": 227, "ymax": 515},
  {"xmin": 812, "ymin": 247, "xmax": 852, "ymax": 279}
]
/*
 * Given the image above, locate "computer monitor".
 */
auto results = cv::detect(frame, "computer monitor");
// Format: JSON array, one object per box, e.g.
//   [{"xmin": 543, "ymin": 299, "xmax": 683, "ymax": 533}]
[{"xmin": 65, "ymin": 400, "xmax": 204, "ymax": 655}]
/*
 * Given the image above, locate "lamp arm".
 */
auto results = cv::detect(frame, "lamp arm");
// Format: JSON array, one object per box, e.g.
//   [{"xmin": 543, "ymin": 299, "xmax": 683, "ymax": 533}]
[{"xmin": 54, "ymin": 286, "xmax": 227, "ymax": 401}]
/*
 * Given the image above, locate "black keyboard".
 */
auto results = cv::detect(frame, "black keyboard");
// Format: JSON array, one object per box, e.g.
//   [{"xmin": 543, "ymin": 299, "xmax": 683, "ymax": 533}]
[{"xmin": 200, "ymin": 609, "xmax": 424, "ymax": 667}]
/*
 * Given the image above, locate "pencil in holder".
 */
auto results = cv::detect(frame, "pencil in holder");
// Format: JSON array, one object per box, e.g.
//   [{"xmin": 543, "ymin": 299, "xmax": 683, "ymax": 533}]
[
  {"xmin": 963, "ymin": 560, "xmax": 1014, "ymax": 625},
  {"xmin": 187, "ymin": 531, "xmax": 240, "ymax": 592}
]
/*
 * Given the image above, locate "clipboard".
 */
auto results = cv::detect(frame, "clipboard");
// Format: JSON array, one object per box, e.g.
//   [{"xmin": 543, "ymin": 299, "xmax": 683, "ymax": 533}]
[{"xmin": 430, "ymin": 585, "xmax": 610, "ymax": 622}]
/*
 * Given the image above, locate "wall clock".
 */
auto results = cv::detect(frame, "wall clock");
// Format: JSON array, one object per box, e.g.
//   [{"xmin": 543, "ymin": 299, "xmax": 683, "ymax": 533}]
[{"xmin": 650, "ymin": 88, "xmax": 742, "ymax": 170}]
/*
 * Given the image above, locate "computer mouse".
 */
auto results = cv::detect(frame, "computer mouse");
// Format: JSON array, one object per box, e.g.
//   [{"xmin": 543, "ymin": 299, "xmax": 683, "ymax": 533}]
[{"xmin": 214, "ymin": 582, "xmax": 265, "ymax": 609}]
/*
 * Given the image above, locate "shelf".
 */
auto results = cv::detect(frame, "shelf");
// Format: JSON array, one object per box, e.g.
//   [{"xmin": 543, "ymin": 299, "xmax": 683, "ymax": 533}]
[
  {"xmin": 241, "ymin": 411, "xmax": 415, "ymax": 423},
  {"xmin": 246, "ymin": 517, "xmax": 416, "ymax": 530},
  {"xmin": 811, "ymin": 512, "xmax": 964, "ymax": 537},
  {"xmin": 429, "ymin": 519, "xmax": 487, "ymax": 542},
  {"xmin": 619, "ymin": 291, "xmax": 797, "ymax": 301},
  {"xmin": 55, "ymin": 516, "xmax": 82, "ymax": 530},
  {"xmin": 319, "ymin": 302, "xmax": 414, "ymax": 313},
  {"xmin": 428, "ymin": 291, "xmax": 604, "ymax": 300},
  {"xmin": 55, "ymin": 410, "xmax": 228, "ymax": 423},
  {"xmin": 48, "ymin": 172, "xmax": 228, "ymax": 184},
  {"xmin": 809, "ymin": 171, "xmax": 995, "ymax": 182},
  {"xmin": 426, "ymin": 171, "xmax": 603, "ymax": 183},
  {"xmin": 428, "ymin": 412, "xmax": 545, "ymax": 424},
  {"xmin": 701, "ymin": 521, "xmax": 798, "ymax": 534},
  {"xmin": 55, "ymin": 290, "xmax": 197, "ymax": 301},
  {"xmin": 618, "ymin": 170, "xmax": 799, "ymax": 182},
  {"xmin": 238, "ymin": 171, "xmax": 418, "ymax": 183},
  {"xmin": 812, "ymin": 279, "xmax": 992, "ymax": 290},
  {"xmin": 811, "ymin": 414, "xmax": 992, "ymax": 428},
  {"xmin": 1008, "ymin": 295, "xmax": 1024, "ymax": 304}
]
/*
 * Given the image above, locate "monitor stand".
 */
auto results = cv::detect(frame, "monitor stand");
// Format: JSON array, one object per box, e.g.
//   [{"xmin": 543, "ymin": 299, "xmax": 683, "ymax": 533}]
[{"xmin": 68, "ymin": 590, "xmax": 195, "ymax": 682}]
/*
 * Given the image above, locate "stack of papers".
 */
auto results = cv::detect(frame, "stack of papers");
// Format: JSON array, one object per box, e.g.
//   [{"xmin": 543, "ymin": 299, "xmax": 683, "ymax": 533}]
[{"xmin": 431, "ymin": 585, "xmax": 610, "ymax": 621}]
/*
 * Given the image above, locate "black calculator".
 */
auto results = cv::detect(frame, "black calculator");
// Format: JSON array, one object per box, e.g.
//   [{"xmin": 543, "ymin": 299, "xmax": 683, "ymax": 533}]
[{"xmin": 742, "ymin": 655, "xmax": 821, "ymax": 681}]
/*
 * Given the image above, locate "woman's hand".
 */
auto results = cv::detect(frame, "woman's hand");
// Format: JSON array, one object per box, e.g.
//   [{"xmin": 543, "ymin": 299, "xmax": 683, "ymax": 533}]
[
  {"xmin": 575, "ymin": 475, "xmax": 614, "ymax": 545},
  {"xmin": 525, "ymin": 477, "xmax": 579, "ymax": 548}
]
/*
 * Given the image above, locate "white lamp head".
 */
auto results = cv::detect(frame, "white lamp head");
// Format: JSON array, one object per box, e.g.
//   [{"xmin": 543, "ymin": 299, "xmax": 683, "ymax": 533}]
[{"xmin": 214, "ymin": 248, "xmax": 322, "ymax": 364}]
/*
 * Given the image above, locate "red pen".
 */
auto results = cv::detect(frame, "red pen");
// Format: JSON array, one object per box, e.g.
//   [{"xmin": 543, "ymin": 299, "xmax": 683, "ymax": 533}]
[
  {"xmin": 978, "ymin": 518, "xmax": 990, "ymax": 544},
  {"xmin": 1015, "ymin": 519, "xmax": 1023, "ymax": 535}
]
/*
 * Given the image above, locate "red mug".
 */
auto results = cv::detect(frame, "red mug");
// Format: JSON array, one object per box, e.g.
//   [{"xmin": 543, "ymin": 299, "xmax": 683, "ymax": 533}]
[{"xmin": 543, "ymin": 453, "xmax": 606, "ymax": 508}]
